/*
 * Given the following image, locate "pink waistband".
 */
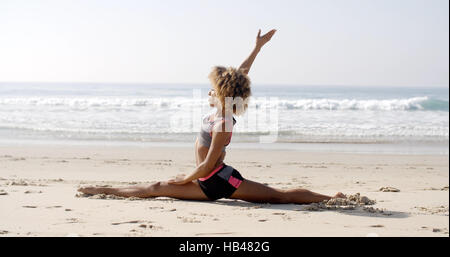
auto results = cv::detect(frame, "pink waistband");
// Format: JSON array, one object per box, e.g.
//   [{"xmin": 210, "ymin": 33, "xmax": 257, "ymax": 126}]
[
  {"xmin": 198, "ymin": 164, "xmax": 225, "ymax": 181},
  {"xmin": 228, "ymin": 176, "xmax": 242, "ymax": 188}
]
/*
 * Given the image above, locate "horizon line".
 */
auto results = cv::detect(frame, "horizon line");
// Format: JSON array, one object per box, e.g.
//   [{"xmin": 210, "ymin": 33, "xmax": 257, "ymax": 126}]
[{"xmin": 0, "ymin": 81, "xmax": 448, "ymax": 89}]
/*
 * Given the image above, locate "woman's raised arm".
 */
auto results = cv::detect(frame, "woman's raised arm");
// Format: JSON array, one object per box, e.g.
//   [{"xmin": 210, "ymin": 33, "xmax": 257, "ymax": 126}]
[{"xmin": 238, "ymin": 29, "xmax": 277, "ymax": 75}]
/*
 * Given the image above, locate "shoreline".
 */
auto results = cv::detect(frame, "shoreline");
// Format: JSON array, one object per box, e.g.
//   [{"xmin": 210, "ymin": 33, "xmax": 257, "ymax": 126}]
[
  {"xmin": 0, "ymin": 138, "xmax": 448, "ymax": 155},
  {"xmin": 0, "ymin": 144, "xmax": 448, "ymax": 236}
]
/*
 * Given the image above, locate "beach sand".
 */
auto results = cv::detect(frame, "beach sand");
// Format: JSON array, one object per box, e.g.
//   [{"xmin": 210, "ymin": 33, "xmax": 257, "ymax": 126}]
[{"xmin": 0, "ymin": 144, "xmax": 448, "ymax": 237}]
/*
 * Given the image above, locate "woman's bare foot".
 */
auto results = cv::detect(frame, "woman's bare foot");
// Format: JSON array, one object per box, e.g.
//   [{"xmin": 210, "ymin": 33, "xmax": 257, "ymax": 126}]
[{"xmin": 334, "ymin": 192, "xmax": 346, "ymax": 198}]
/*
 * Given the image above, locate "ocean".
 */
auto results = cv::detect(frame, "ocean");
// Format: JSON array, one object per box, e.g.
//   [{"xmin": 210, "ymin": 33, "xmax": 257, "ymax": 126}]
[{"xmin": 0, "ymin": 82, "xmax": 448, "ymax": 154}]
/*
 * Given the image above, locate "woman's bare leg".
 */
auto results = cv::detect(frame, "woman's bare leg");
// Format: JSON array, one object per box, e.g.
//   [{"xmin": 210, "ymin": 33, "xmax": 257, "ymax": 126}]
[
  {"xmin": 230, "ymin": 179, "xmax": 343, "ymax": 204},
  {"xmin": 78, "ymin": 179, "xmax": 344, "ymax": 204},
  {"xmin": 78, "ymin": 181, "xmax": 210, "ymax": 201}
]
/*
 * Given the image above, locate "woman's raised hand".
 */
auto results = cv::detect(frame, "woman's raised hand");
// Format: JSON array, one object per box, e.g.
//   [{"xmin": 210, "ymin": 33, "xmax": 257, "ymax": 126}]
[
  {"xmin": 256, "ymin": 29, "xmax": 277, "ymax": 49},
  {"xmin": 238, "ymin": 28, "xmax": 277, "ymax": 75}
]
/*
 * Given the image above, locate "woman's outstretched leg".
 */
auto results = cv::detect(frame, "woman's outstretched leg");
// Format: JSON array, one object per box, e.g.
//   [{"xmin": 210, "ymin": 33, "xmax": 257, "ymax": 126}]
[
  {"xmin": 230, "ymin": 179, "xmax": 344, "ymax": 204},
  {"xmin": 78, "ymin": 181, "xmax": 210, "ymax": 201}
]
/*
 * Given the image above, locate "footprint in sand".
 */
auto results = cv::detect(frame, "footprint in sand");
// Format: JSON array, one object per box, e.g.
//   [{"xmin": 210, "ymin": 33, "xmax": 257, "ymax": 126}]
[
  {"xmin": 24, "ymin": 190, "xmax": 43, "ymax": 194},
  {"xmin": 65, "ymin": 218, "xmax": 81, "ymax": 224},
  {"xmin": 177, "ymin": 216, "xmax": 201, "ymax": 223},
  {"xmin": 49, "ymin": 178, "xmax": 64, "ymax": 182},
  {"xmin": 421, "ymin": 226, "xmax": 448, "ymax": 234},
  {"xmin": 189, "ymin": 212, "xmax": 213, "ymax": 217},
  {"xmin": 111, "ymin": 220, "xmax": 144, "ymax": 225},
  {"xmin": 9, "ymin": 180, "xmax": 29, "ymax": 186},
  {"xmin": 138, "ymin": 224, "xmax": 162, "ymax": 230},
  {"xmin": 432, "ymin": 228, "xmax": 449, "ymax": 234},
  {"xmin": 379, "ymin": 187, "xmax": 400, "ymax": 192},
  {"xmin": 148, "ymin": 206, "xmax": 164, "ymax": 210},
  {"xmin": 22, "ymin": 206, "xmax": 37, "ymax": 208},
  {"xmin": 415, "ymin": 206, "xmax": 449, "ymax": 215},
  {"xmin": 0, "ymin": 190, "xmax": 8, "ymax": 195},
  {"xmin": 8, "ymin": 180, "xmax": 47, "ymax": 187},
  {"xmin": 113, "ymin": 221, "xmax": 160, "ymax": 230},
  {"xmin": 46, "ymin": 206, "xmax": 63, "ymax": 209}
]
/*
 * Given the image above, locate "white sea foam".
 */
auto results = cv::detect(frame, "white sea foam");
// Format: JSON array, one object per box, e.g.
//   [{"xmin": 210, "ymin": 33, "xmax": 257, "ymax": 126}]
[
  {"xmin": 0, "ymin": 85, "xmax": 448, "ymax": 144},
  {"xmin": 275, "ymin": 96, "xmax": 430, "ymax": 111},
  {"xmin": 0, "ymin": 96, "xmax": 436, "ymax": 111}
]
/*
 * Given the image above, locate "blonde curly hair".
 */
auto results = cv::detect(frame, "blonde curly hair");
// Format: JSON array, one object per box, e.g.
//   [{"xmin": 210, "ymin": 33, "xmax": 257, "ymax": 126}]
[{"xmin": 208, "ymin": 66, "xmax": 252, "ymax": 116}]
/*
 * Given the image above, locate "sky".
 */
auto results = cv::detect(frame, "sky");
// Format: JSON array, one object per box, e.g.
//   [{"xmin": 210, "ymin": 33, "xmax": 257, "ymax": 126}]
[{"xmin": 0, "ymin": 0, "xmax": 448, "ymax": 87}]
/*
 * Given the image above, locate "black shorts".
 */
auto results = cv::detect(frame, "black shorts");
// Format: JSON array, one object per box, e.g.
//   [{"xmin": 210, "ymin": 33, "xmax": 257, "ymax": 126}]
[{"xmin": 197, "ymin": 164, "xmax": 245, "ymax": 201}]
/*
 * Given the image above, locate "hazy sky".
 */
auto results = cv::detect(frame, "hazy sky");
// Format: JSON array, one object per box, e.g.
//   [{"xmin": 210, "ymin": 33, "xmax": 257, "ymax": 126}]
[{"xmin": 0, "ymin": 0, "xmax": 448, "ymax": 87}]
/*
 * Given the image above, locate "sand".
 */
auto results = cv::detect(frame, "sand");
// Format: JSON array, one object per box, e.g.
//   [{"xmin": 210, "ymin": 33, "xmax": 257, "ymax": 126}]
[{"xmin": 0, "ymin": 144, "xmax": 448, "ymax": 237}]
